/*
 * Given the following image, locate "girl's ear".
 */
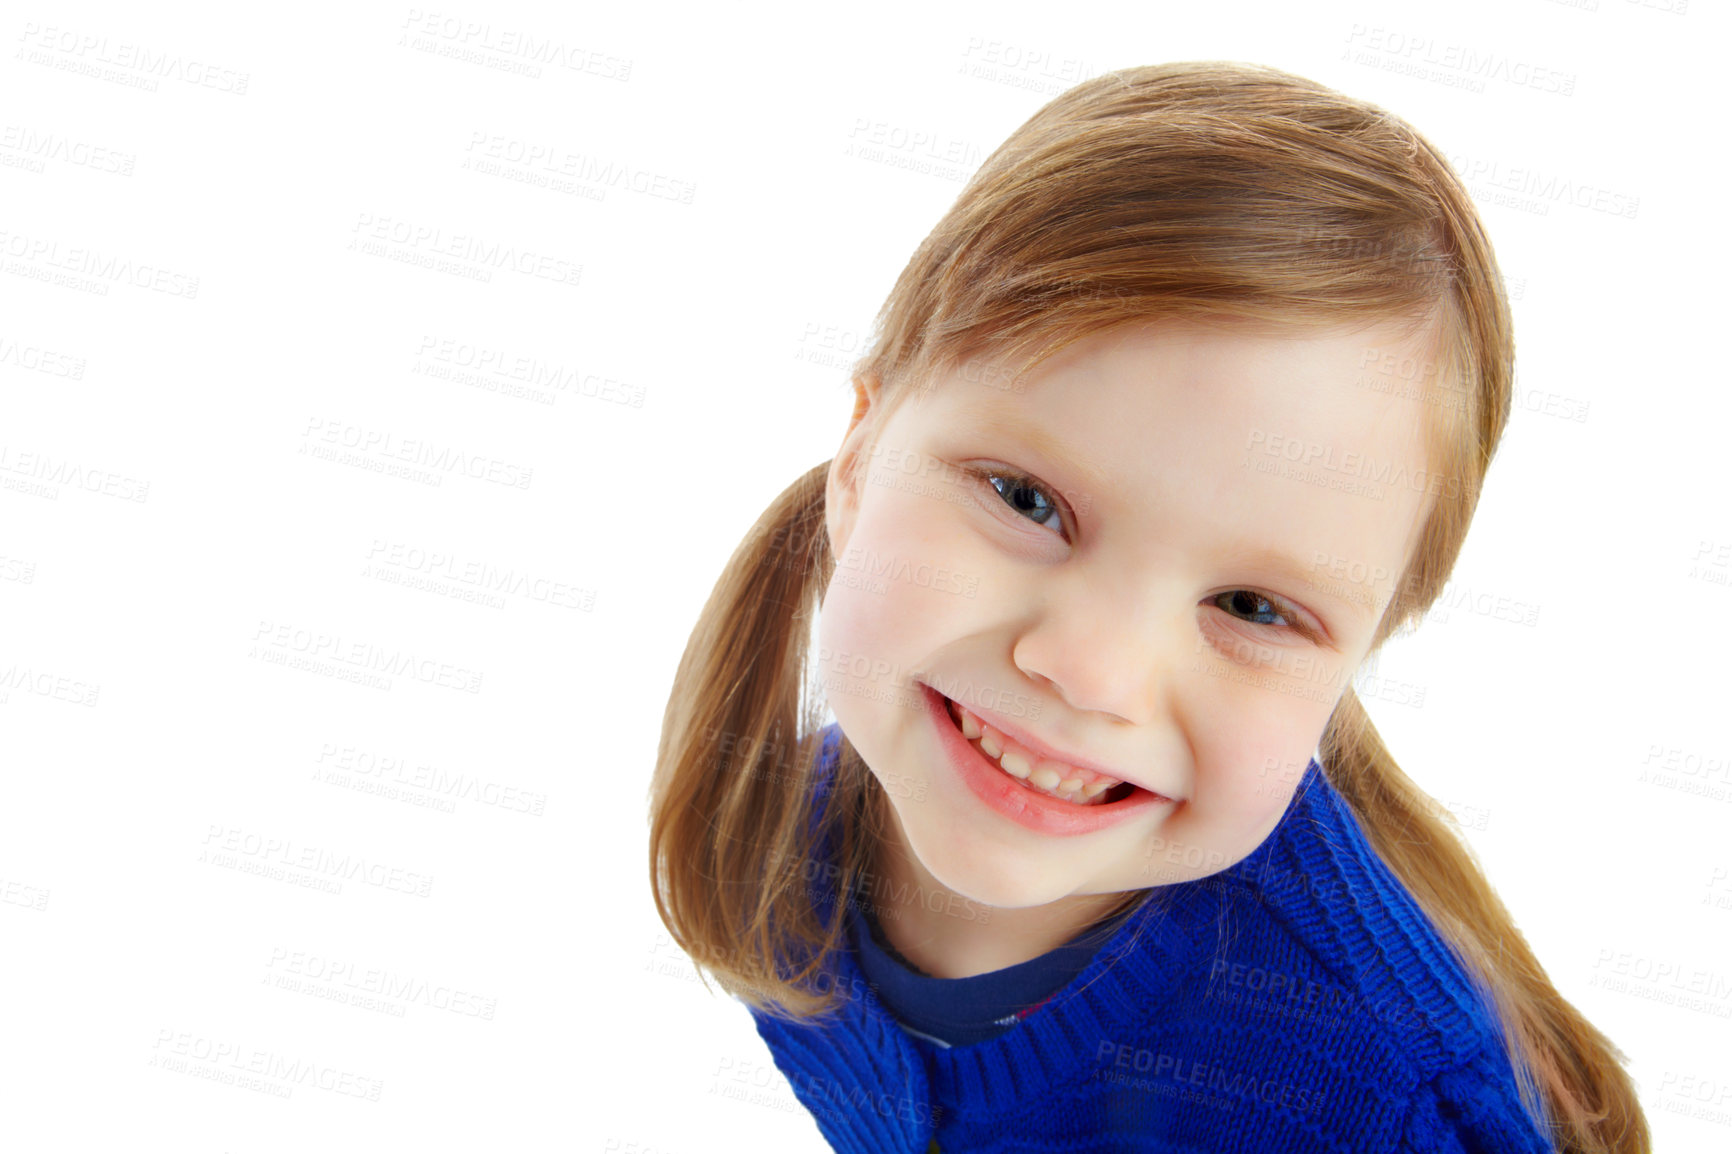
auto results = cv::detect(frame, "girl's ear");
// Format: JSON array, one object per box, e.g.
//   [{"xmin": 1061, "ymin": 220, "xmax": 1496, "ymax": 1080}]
[{"xmin": 825, "ymin": 372, "xmax": 884, "ymax": 560}]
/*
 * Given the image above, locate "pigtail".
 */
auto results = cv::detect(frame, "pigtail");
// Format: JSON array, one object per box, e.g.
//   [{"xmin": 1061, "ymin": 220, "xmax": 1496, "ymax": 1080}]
[
  {"xmin": 1321, "ymin": 688, "xmax": 1649, "ymax": 1153},
  {"xmin": 647, "ymin": 460, "xmax": 880, "ymax": 1021}
]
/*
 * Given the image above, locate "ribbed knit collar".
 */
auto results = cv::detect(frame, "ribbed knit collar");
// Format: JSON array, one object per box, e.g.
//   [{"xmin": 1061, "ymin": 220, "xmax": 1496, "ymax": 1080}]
[
  {"xmin": 848, "ymin": 875, "xmax": 1146, "ymax": 1048},
  {"xmin": 912, "ymin": 880, "xmax": 1219, "ymax": 1116}
]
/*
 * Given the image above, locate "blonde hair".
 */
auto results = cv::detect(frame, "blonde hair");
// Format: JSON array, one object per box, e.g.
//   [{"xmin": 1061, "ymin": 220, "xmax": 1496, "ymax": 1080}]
[{"xmin": 647, "ymin": 61, "xmax": 1647, "ymax": 1152}]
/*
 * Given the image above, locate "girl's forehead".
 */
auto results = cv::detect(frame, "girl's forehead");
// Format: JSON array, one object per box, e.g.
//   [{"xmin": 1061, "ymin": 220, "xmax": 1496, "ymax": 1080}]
[{"xmin": 917, "ymin": 319, "xmax": 1443, "ymax": 441}]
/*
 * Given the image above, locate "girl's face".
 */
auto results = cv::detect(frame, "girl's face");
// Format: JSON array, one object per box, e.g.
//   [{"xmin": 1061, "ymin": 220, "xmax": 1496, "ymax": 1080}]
[{"xmin": 819, "ymin": 318, "xmax": 1441, "ymax": 911}]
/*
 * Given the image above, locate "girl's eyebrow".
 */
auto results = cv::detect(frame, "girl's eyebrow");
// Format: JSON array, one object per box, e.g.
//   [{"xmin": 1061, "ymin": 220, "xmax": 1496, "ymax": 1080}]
[{"xmin": 955, "ymin": 405, "xmax": 1115, "ymax": 497}]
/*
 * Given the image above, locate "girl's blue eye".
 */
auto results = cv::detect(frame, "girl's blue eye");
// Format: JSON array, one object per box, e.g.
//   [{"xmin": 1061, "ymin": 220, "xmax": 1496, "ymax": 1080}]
[
  {"xmin": 972, "ymin": 466, "xmax": 1066, "ymax": 536},
  {"xmin": 1211, "ymin": 589, "xmax": 1322, "ymax": 643},
  {"xmin": 1212, "ymin": 590, "xmax": 1293, "ymax": 630}
]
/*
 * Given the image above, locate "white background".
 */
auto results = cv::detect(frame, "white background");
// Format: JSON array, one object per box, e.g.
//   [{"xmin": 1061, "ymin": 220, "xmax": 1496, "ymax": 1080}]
[{"xmin": 3, "ymin": 1, "xmax": 1728, "ymax": 1151}]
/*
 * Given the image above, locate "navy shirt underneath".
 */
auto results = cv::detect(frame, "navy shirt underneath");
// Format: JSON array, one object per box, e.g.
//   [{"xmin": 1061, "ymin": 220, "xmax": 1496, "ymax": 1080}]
[{"xmin": 846, "ymin": 893, "xmax": 1144, "ymax": 1048}]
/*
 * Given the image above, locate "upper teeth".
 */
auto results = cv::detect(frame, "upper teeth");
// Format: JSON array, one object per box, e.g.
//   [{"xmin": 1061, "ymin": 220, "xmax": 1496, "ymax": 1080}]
[{"xmin": 950, "ymin": 699, "xmax": 1124, "ymax": 804}]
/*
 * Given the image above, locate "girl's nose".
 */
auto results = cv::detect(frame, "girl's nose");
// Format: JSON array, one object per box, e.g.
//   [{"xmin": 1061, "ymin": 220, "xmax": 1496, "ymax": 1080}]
[{"xmin": 1008, "ymin": 578, "xmax": 1186, "ymax": 726}]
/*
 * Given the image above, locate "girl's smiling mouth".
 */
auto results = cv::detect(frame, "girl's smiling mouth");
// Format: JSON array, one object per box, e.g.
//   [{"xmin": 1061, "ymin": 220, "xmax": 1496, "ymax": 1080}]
[
  {"xmin": 949, "ymin": 696, "xmax": 1137, "ymax": 805},
  {"xmin": 918, "ymin": 683, "xmax": 1177, "ymax": 837}
]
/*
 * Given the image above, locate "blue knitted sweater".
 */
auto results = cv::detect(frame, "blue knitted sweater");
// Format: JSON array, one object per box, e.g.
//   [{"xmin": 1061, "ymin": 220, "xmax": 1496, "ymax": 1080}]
[{"xmin": 745, "ymin": 725, "xmax": 1559, "ymax": 1153}]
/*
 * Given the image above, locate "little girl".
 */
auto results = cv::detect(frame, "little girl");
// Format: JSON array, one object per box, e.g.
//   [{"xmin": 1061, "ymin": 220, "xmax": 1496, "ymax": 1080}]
[{"xmin": 649, "ymin": 62, "xmax": 1647, "ymax": 1153}]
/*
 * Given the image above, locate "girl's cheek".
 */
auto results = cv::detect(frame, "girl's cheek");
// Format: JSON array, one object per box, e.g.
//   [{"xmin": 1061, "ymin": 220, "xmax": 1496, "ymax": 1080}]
[
  {"xmin": 1158, "ymin": 784, "xmax": 1290, "ymax": 880},
  {"xmin": 1226, "ymin": 743, "xmax": 1322, "ymax": 836},
  {"xmin": 817, "ymin": 576, "xmax": 883, "ymax": 662},
  {"xmin": 1183, "ymin": 722, "xmax": 1317, "ymax": 826}
]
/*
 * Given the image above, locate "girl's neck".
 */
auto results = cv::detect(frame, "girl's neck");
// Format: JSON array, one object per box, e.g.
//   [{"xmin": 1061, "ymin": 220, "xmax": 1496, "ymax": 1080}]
[{"xmin": 866, "ymin": 816, "xmax": 1133, "ymax": 979}]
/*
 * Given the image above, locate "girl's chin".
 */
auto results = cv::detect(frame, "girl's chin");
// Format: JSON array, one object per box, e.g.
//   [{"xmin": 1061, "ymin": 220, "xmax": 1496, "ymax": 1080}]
[{"xmin": 902, "ymin": 833, "xmax": 1080, "ymax": 910}]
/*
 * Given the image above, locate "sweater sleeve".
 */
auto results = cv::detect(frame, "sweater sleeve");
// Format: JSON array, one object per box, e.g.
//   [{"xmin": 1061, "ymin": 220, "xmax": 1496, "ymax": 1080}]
[{"xmin": 1397, "ymin": 1059, "xmax": 1560, "ymax": 1154}]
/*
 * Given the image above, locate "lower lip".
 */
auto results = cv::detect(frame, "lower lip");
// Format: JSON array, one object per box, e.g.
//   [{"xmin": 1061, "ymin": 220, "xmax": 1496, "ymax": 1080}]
[{"xmin": 919, "ymin": 683, "xmax": 1175, "ymax": 837}]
